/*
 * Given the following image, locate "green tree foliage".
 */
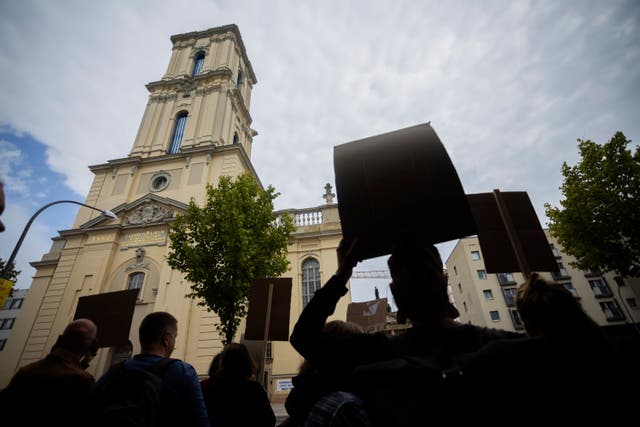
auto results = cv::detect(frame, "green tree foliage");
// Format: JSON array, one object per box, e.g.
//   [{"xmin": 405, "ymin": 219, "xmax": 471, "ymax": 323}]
[
  {"xmin": 167, "ymin": 173, "xmax": 295, "ymax": 344},
  {"xmin": 0, "ymin": 258, "xmax": 20, "ymax": 281},
  {"xmin": 545, "ymin": 131, "xmax": 640, "ymax": 278},
  {"xmin": 0, "ymin": 258, "xmax": 20, "ymax": 301}
]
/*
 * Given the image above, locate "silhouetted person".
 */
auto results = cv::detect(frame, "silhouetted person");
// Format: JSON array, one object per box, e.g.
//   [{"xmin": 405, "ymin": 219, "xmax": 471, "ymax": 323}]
[
  {"xmin": 290, "ymin": 238, "xmax": 523, "ymax": 426},
  {"xmin": 285, "ymin": 320, "xmax": 370, "ymax": 426},
  {"xmin": 512, "ymin": 273, "xmax": 628, "ymax": 424},
  {"xmin": 203, "ymin": 342, "xmax": 275, "ymax": 427},
  {"xmin": 199, "ymin": 351, "xmax": 222, "ymax": 396},
  {"xmin": 0, "ymin": 179, "xmax": 5, "ymax": 232},
  {"xmin": 92, "ymin": 311, "xmax": 209, "ymax": 427},
  {"xmin": 1, "ymin": 318, "xmax": 98, "ymax": 427}
]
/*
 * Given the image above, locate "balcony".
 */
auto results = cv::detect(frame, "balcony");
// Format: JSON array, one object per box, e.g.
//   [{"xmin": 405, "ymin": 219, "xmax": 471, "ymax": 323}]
[
  {"xmin": 583, "ymin": 268, "xmax": 603, "ymax": 277},
  {"xmin": 497, "ymin": 273, "xmax": 517, "ymax": 286}
]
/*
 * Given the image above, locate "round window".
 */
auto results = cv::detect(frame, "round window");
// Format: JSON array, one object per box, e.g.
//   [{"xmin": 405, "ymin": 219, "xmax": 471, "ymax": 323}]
[{"xmin": 149, "ymin": 172, "xmax": 170, "ymax": 192}]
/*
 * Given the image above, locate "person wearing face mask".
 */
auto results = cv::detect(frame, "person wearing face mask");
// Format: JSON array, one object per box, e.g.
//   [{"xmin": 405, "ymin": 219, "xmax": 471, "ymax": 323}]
[{"xmin": 1, "ymin": 318, "xmax": 98, "ymax": 427}]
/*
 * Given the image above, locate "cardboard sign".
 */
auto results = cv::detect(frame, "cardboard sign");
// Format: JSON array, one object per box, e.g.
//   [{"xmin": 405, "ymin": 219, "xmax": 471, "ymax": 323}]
[
  {"xmin": 347, "ymin": 298, "xmax": 388, "ymax": 332},
  {"xmin": 244, "ymin": 278, "xmax": 292, "ymax": 341},
  {"xmin": 334, "ymin": 123, "xmax": 476, "ymax": 260},
  {"xmin": 74, "ymin": 289, "xmax": 138, "ymax": 348},
  {"xmin": 467, "ymin": 192, "xmax": 559, "ymax": 274}
]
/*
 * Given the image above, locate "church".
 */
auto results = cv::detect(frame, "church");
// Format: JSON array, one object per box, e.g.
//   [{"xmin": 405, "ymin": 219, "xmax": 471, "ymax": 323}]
[{"xmin": 0, "ymin": 24, "xmax": 351, "ymax": 402}]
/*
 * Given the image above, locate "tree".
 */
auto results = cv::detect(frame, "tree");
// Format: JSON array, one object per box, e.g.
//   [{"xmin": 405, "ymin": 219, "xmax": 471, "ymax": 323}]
[
  {"xmin": 545, "ymin": 131, "xmax": 640, "ymax": 278},
  {"xmin": 0, "ymin": 258, "xmax": 20, "ymax": 306},
  {"xmin": 167, "ymin": 173, "xmax": 295, "ymax": 344},
  {"xmin": 0, "ymin": 258, "xmax": 20, "ymax": 281}
]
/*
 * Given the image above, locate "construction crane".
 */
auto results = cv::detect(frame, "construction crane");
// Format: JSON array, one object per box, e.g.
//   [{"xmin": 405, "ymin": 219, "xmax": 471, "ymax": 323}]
[{"xmin": 351, "ymin": 270, "xmax": 391, "ymax": 279}]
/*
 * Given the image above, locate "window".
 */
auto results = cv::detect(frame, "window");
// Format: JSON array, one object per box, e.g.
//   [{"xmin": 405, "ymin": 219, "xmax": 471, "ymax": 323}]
[
  {"xmin": 10, "ymin": 298, "xmax": 24, "ymax": 309},
  {"xmin": 509, "ymin": 309, "xmax": 524, "ymax": 330},
  {"xmin": 301, "ymin": 258, "xmax": 321, "ymax": 308},
  {"xmin": 497, "ymin": 273, "xmax": 516, "ymax": 285},
  {"xmin": 561, "ymin": 282, "xmax": 579, "ymax": 298},
  {"xmin": 0, "ymin": 318, "xmax": 15, "ymax": 329},
  {"xmin": 489, "ymin": 310, "xmax": 500, "ymax": 321},
  {"xmin": 502, "ymin": 287, "xmax": 517, "ymax": 306},
  {"xmin": 192, "ymin": 52, "xmax": 205, "ymax": 76},
  {"xmin": 600, "ymin": 300, "xmax": 625, "ymax": 321},
  {"xmin": 627, "ymin": 298, "xmax": 637, "ymax": 309},
  {"xmin": 237, "ymin": 68, "xmax": 244, "ymax": 86},
  {"xmin": 458, "ymin": 283, "xmax": 462, "ymax": 293},
  {"xmin": 552, "ymin": 262, "xmax": 570, "ymax": 280},
  {"xmin": 470, "ymin": 251, "xmax": 481, "ymax": 260},
  {"xmin": 483, "ymin": 289, "xmax": 494, "ymax": 300},
  {"xmin": 584, "ymin": 268, "xmax": 602, "ymax": 277},
  {"xmin": 453, "ymin": 266, "xmax": 457, "ymax": 275},
  {"xmin": 463, "ymin": 301, "xmax": 468, "ymax": 312},
  {"xmin": 233, "ymin": 132, "xmax": 239, "ymax": 145},
  {"xmin": 127, "ymin": 272, "xmax": 145, "ymax": 300},
  {"xmin": 0, "ymin": 338, "xmax": 6, "ymax": 351},
  {"xmin": 477, "ymin": 269, "xmax": 487, "ymax": 280},
  {"xmin": 150, "ymin": 172, "xmax": 171, "ymax": 192},
  {"xmin": 549, "ymin": 244, "xmax": 560, "ymax": 258},
  {"xmin": 589, "ymin": 279, "xmax": 612, "ymax": 298},
  {"xmin": 168, "ymin": 112, "xmax": 188, "ymax": 154}
]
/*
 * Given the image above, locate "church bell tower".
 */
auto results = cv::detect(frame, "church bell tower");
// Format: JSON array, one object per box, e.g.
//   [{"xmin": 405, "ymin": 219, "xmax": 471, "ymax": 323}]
[{"xmin": 0, "ymin": 25, "xmax": 262, "ymax": 383}]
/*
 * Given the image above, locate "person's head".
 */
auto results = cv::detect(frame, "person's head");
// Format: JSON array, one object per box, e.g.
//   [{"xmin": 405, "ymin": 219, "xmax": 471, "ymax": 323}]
[
  {"xmin": 387, "ymin": 239, "xmax": 459, "ymax": 324},
  {"xmin": 55, "ymin": 318, "xmax": 98, "ymax": 366},
  {"xmin": 298, "ymin": 320, "xmax": 365, "ymax": 374},
  {"xmin": 139, "ymin": 311, "xmax": 178, "ymax": 357},
  {"xmin": 218, "ymin": 343, "xmax": 257, "ymax": 380},
  {"xmin": 516, "ymin": 273, "xmax": 601, "ymax": 340},
  {"xmin": 0, "ymin": 180, "xmax": 5, "ymax": 232},
  {"xmin": 323, "ymin": 320, "xmax": 364, "ymax": 335},
  {"xmin": 208, "ymin": 352, "xmax": 223, "ymax": 378}
]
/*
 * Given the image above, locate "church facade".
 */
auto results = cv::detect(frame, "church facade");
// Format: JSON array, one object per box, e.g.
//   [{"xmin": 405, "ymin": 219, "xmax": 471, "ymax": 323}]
[{"xmin": 0, "ymin": 25, "xmax": 351, "ymax": 400}]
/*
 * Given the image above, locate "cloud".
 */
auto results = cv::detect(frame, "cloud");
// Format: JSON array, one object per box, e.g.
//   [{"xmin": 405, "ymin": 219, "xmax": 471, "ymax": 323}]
[{"xmin": 1, "ymin": 0, "xmax": 639, "ymax": 294}]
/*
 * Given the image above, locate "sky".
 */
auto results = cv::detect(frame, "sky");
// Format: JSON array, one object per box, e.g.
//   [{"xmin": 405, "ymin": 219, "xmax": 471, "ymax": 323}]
[{"xmin": 0, "ymin": 0, "xmax": 638, "ymax": 306}]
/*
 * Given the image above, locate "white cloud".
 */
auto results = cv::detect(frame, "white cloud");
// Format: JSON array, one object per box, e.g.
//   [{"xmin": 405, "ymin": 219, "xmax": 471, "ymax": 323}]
[{"xmin": 1, "ymin": 0, "xmax": 639, "ymax": 293}]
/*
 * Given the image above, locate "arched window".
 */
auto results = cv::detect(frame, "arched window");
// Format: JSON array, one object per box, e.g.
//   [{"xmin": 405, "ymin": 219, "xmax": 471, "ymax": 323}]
[
  {"xmin": 233, "ymin": 132, "xmax": 239, "ymax": 145},
  {"xmin": 127, "ymin": 272, "xmax": 145, "ymax": 300},
  {"xmin": 168, "ymin": 112, "xmax": 188, "ymax": 154},
  {"xmin": 237, "ymin": 69, "xmax": 244, "ymax": 86},
  {"xmin": 192, "ymin": 52, "xmax": 205, "ymax": 76},
  {"xmin": 301, "ymin": 258, "xmax": 321, "ymax": 307}
]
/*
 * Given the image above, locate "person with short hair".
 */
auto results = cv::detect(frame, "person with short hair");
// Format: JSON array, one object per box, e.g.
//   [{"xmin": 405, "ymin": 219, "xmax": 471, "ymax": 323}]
[
  {"xmin": 290, "ymin": 238, "xmax": 523, "ymax": 426},
  {"xmin": 1, "ymin": 318, "xmax": 98, "ymax": 427},
  {"xmin": 93, "ymin": 311, "xmax": 209, "ymax": 427}
]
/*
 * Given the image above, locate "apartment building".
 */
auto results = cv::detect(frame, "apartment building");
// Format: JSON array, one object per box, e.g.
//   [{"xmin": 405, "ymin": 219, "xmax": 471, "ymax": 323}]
[
  {"xmin": 0, "ymin": 289, "xmax": 28, "ymax": 352},
  {"xmin": 446, "ymin": 231, "xmax": 640, "ymax": 331}
]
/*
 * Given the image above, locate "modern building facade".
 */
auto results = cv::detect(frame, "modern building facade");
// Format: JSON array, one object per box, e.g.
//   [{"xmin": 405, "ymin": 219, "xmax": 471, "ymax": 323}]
[
  {"xmin": 0, "ymin": 25, "xmax": 351, "ymax": 398},
  {"xmin": 446, "ymin": 231, "xmax": 640, "ymax": 331},
  {"xmin": 0, "ymin": 289, "xmax": 28, "ymax": 353}
]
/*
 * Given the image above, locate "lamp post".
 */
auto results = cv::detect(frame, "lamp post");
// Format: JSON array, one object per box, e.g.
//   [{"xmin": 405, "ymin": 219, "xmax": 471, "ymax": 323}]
[{"xmin": 1, "ymin": 200, "xmax": 118, "ymax": 279}]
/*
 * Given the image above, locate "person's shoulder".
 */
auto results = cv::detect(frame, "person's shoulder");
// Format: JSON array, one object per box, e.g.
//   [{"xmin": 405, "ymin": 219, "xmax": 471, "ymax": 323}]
[
  {"xmin": 166, "ymin": 358, "xmax": 195, "ymax": 374},
  {"xmin": 465, "ymin": 323, "xmax": 525, "ymax": 341}
]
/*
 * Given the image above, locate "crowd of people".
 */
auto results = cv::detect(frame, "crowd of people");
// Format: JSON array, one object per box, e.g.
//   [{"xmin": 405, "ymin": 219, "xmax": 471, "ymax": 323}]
[{"xmin": 0, "ymin": 236, "xmax": 633, "ymax": 426}]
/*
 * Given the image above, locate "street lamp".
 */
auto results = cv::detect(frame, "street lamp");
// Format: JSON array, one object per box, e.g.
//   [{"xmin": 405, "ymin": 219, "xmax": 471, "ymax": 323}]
[{"xmin": 2, "ymin": 200, "xmax": 118, "ymax": 278}]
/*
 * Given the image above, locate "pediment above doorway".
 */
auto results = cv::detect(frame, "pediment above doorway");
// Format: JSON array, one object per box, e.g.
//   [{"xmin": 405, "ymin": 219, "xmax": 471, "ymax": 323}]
[{"xmin": 79, "ymin": 194, "xmax": 189, "ymax": 229}]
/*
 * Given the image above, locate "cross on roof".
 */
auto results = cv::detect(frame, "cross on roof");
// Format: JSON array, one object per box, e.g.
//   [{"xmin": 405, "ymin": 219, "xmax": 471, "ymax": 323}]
[{"xmin": 323, "ymin": 183, "xmax": 335, "ymax": 204}]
